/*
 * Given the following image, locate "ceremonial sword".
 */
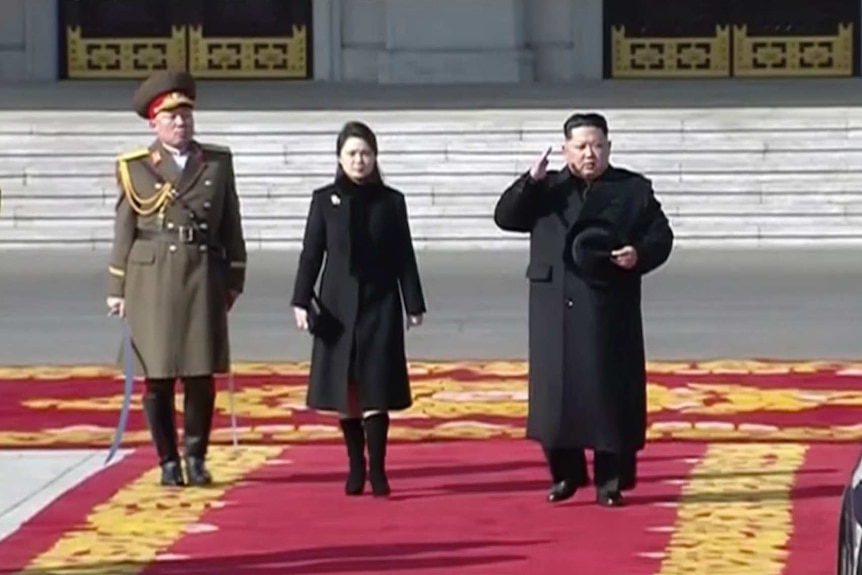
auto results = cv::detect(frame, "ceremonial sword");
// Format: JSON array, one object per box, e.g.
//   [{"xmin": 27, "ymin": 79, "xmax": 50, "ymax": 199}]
[{"xmin": 105, "ymin": 317, "xmax": 134, "ymax": 465}]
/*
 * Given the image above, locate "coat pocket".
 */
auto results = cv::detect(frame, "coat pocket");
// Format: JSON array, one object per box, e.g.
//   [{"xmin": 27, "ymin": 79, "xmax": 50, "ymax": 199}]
[
  {"xmin": 525, "ymin": 263, "xmax": 552, "ymax": 282},
  {"xmin": 128, "ymin": 244, "xmax": 155, "ymax": 265}
]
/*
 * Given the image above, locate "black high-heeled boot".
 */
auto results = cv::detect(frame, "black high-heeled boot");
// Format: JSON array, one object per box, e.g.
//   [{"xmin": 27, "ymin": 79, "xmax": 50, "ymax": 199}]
[
  {"xmin": 364, "ymin": 412, "xmax": 391, "ymax": 497},
  {"xmin": 339, "ymin": 418, "xmax": 366, "ymax": 495}
]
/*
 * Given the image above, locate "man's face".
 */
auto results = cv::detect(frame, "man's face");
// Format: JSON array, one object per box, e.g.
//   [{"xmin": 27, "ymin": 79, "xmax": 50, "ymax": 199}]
[
  {"xmin": 150, "ymin": 105, "xmax": 194, "ymax": 150},
  {"xmin": 562, "ymin": 125, "xmax": 610, "ymax": 181}
]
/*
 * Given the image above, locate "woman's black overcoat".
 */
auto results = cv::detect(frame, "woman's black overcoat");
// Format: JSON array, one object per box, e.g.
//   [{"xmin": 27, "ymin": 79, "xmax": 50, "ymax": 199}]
[{"xmin": 291, "ymin": 178, "xmax": 427, "ymax": 412}]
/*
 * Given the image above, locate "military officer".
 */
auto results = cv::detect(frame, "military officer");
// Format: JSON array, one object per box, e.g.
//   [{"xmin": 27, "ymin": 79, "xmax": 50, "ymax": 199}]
[{"xmin": 106, "ymin": 70, "xmax": 247, "ymax": 487}]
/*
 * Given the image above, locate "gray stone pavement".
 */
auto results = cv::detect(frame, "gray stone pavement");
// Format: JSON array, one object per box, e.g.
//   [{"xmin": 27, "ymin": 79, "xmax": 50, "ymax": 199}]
[
  {"xmin": 1, "ymin": 246, "xmax": 861, "ymax": 365},
  {"xmin": 1, "ymin": 245, "xmax": 861, "ymax": 544}
]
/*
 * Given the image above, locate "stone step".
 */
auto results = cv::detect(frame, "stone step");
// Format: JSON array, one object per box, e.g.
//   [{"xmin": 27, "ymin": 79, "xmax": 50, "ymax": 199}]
[
  {"xmin": 4, "ymin": 151, "xmax": 862, "ymax": 180},
  {"xmin": 2, "ymin": 129, "xmax": 861, "ymax": 155},
  {"xmin": 4, "ymin": 172, "xmax": 862, "ymax": 199},
  {"xmin": 8, "ymin": 193, "xmax": 862, "ymax": 231},
  {"xmin": 2, "ymin": 213, "xmax": 861, "ymax": 237},
  {"xmin": 5, "ymin": 159, "xmax": 862, "ymax": 188},
  {"xmin": 5, "ymin": 195, "xmax": 861, "ymax": 220},
  {"xmin": 2, "ymin": 107, "xmax": 861, "ymax": 131}
]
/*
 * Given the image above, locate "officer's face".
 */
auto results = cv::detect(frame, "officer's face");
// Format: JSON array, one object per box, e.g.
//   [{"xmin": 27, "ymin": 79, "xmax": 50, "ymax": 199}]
[
  {"xmin": 150, "ymin": 106, "xmax": 194, "ymax": 150},
  {"xmin": 338, "ymin": 136, "xmax": 376, "ymax": 182},
  {"xmin": 563, "ymin": 126, "xmax": 610, "ymax": 181}
]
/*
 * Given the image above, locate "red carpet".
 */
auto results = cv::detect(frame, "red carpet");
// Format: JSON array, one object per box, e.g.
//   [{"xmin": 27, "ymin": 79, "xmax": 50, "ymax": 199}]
[
  {"xmin": 0, "ymin": 359, "xmax": 858, "ymax": 573},
  {"xmin": 1, "ymin": 359, "xmax": 862, "ymax": 447},
  {"xmin": 0, "ymin": 439, "xmax": 855, "ymax": 574}
]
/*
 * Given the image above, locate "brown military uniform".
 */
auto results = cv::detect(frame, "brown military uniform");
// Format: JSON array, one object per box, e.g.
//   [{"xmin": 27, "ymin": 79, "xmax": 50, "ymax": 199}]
[
  {"xmin": 107, "ymin": 71, "xmax": 247, "ymax": 487},
  {"xmin": 108, "ymin": 142, "xmax": 246, "ymax": 377}
]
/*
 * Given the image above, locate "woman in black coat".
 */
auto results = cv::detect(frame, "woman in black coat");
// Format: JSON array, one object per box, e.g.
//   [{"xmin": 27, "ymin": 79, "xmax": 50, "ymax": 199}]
[{"xmin": 291, "ymin": 121, "xmax": 427, "ymax": 497}]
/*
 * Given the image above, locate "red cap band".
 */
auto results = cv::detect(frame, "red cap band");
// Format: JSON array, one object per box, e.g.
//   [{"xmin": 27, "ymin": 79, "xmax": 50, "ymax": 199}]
[{"xmin": 146, "ymin": 91, "xmax": 194, "ymax": 120}]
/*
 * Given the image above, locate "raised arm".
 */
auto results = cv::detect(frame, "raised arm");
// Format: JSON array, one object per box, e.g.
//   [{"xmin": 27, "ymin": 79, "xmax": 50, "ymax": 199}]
[
  {"xmin": 494, "ymin": 148, "xmax": 552, "ymax": 233},
  {"xmin": 493, "ymin": 173, "xmax": 549, "ymax": 233}
]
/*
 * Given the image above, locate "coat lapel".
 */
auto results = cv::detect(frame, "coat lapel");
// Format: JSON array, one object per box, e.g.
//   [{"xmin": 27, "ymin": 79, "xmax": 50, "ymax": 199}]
[
  {"xmin": 146, "ymin": 141, "xmax": 207, "ymax": 197},
  {"xmin": 173, "ymin": 142, "xmax": 207, "ymax": 198},
  {"xmin": 148, "ymin": 141, "xmax": 181, "ymax": 187},
  {"xmin": 568, "ymin": 169, "xmax": 621, "ymax": 227}
]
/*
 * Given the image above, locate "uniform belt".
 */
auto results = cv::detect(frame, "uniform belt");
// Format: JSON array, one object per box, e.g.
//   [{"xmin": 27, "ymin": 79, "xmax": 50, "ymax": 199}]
[
  {"xmin": 135, "ymin": 227, "xmax": 226, "ymax": 258},
  {"xmin": 136, "ymin": 226, "xmax": 201, "ymax": 244}
]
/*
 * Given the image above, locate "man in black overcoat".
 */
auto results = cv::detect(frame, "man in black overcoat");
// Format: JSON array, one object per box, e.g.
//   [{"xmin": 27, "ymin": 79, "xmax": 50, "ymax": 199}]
[{"xmin": 494, "ymin": 112, "xmax": 674, "ymax": 507}]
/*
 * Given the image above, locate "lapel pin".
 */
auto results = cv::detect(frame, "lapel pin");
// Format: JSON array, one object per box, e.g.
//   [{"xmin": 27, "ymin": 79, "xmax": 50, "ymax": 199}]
[{"xmin": 331, "ymin": 194, "xmax": 341, "ymax": 206}]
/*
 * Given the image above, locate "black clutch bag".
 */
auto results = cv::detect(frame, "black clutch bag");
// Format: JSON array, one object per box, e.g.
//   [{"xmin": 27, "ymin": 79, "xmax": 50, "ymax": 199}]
[{"xmin": 307, "ymin": 293, "xmax": 344, "ymax": 344}]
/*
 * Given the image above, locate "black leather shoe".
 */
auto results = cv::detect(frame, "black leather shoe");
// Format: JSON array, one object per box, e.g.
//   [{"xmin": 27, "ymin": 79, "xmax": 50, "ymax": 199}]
[
  {"xmin": 596, "ymin": 491, "xmax": 625, "ymax": 507},
  {"xmin": 547, "ymin": 480, "xmax": 578, "ymax": 503},
  {"xmin": 185, "ymin": 457, "xmax": 213, "ymax": 486},
  {"xmin": 160, "ymin": 461, "xmax": 185, "ymax": 487}
]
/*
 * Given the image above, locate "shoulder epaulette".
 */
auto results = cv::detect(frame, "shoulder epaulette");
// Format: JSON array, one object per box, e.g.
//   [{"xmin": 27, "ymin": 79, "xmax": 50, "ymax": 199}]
[
  {"xmin": 115, "ymin": 149, "xmax": 170, "ymax": 216},
  {"xmin": 200, "ymin": 142, "xmax": 231, "ymax": 154},
  {"xmin": 116, "ymin": 149, "xmax": 149, "ymax": 163}
]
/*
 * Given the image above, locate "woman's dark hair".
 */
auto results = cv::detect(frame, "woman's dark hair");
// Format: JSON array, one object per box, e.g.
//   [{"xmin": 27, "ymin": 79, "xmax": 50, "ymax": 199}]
[{"xmin": 335, "ymin": 121, "xmax": 383, "ymax": 184}]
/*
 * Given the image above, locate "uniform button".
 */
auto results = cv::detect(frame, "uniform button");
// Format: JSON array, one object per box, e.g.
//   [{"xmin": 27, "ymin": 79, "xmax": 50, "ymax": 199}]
[
  {"xmin": 203, "ymin": 201, "xmax": 211, "ymax": 209},
  {"xmin": 169, "ymin": 244, "xmax": 177, "ymax": 253},
  {"xmin": 200, "ymin": 222, "xmax": 208, "ymax": 230},
  {"xmin": 199, "ymin": 244, "xmax": 206, "ymax": 252},
  {"xmin": 566, "ymin": 299, "xmax": 574, "ymax": 308},
  {"xmin": 166, "ymin": 222, "xmax": 175, "ymax": 229}
]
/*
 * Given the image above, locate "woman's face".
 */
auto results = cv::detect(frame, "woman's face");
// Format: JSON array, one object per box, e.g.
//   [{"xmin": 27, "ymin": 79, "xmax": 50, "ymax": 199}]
[{"xmin": 338, "ymin": 136, "xmax": 376, "ymax": 182}]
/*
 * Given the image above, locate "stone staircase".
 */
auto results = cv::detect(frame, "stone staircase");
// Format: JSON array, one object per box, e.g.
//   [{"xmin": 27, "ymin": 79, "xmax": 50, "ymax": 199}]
[{"xmin": 2, "ymin": 107, "xmax": 862, "ymax": 249}]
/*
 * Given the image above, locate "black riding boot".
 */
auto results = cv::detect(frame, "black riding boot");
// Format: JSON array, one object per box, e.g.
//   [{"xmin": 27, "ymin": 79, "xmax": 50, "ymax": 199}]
[
  {"xmin": 339, "ymin": 418, "xmax": 366, "ymax": 495},
  {"xmin": 182, "ymin": 376, "xmax": 216, "ymax": 486},
  {"xmin": 143, "ymin": 379, "xmax": 183, "ymax": 487},
  {"xmin": 364, "ymin": 412, "xmax": 391, "ymax": 497}
]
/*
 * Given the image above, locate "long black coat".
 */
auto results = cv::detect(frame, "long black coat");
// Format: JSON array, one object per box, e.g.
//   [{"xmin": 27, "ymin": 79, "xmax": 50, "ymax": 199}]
[
  {"xmin": 291, "ymin": 178, "xmax": 427, "ymax": 413},
  {"xmin": 494, "ymin": 165, "xmax": 673, "ymax": 453}
]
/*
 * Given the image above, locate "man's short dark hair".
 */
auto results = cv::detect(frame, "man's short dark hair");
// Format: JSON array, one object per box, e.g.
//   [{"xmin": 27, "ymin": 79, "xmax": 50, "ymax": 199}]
[{"xmin": 564, "ymin": 113, "xmax": 609, "ymax": 139}]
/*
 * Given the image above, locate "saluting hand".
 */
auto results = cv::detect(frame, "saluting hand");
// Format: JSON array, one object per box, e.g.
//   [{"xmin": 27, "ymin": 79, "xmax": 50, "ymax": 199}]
[
  {"xmin": 529, "ymin": 147, "xmax": 552, "ymax": 181},
  {"xmin": 611, "ymin": 246, "xmax": 638, "ymax": 270}
]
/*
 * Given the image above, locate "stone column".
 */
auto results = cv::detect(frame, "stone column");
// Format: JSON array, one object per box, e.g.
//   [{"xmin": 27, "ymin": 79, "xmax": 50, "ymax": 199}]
[
  {"xmin": 378, "ymin": 0, "xmax": 533, "ymax": 84},
  {"xmin": 26, "ymin": 0, "xmax": 58, "ymax": 81},
  {"xmin": 0, "ymin": 0, "xmax": 58, "ymax": 82},
  {"xmin": 572, "ymin": 0, "xmax": 604, "ymax": 80},
  {"xmin": 312, "ymin": 0, "xmax": 344, "ymax": 81}
]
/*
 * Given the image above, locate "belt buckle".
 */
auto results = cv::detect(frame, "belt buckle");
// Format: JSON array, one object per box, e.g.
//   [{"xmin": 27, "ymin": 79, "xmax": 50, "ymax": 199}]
[{"xmin": 178, "ymin": 225, "xmax": 194, "ymax": 243}]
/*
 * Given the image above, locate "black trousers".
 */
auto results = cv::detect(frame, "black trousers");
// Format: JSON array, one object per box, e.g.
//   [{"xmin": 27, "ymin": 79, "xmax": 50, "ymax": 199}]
[
  {"xmin": 543, "ymin": 446, "xmax": 637, "ymax": 494},
  {"xmin": 142, "ymin": 376, "xmax": 216, "ymax": 465}
]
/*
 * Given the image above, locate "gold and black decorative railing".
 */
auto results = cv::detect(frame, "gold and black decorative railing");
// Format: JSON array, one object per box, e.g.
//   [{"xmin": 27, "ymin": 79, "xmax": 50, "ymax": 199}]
[
  {"xmin": 60, "ymin": 0, "xmax": 312, "ymax": 79},
  {"xmin": 733, "ymin": 24, "xmax": 854, "ymax": 77},
  {"xmin": 610, "ymin": 25, "xmax": 731, "ymax": 78},
  {"xmin": 604, "ymin": 0, "xmax": 858, "ymax": 78},
  {"xmin": 187, "ymin": 25, "xmax": 308, "ymax": 79},
  {"xmin": 61, "ymin": 0, "xmax": 186, "ymax": 78}
]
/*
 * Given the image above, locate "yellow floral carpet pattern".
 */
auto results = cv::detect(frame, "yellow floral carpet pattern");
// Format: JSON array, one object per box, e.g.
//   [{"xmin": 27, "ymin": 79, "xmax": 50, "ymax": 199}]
[
  {"xmin": 0, "ymin": 359, "xmax": 855, "ymax": 575},
  {"xmin": 1, "ymin": 359, "xmax": 861, "ymax": 447}
]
